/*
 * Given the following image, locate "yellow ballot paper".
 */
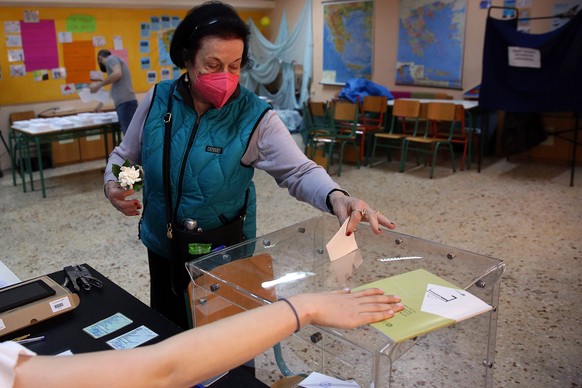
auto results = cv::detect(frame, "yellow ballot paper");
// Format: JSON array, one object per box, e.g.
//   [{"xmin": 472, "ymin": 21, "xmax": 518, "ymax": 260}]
[
  {"xmin": 354, "ymin": 269, "xmax": 492, "ymax": 343},
  {"xmin": 325, "ymin": 218, "xmax": 358, "ymax": 261}
]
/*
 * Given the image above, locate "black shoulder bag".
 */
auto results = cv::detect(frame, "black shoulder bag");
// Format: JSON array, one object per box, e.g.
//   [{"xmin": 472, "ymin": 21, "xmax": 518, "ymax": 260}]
[{"xmin": 163, "ymin": 81, "xmax": 248, "ymax": 264}]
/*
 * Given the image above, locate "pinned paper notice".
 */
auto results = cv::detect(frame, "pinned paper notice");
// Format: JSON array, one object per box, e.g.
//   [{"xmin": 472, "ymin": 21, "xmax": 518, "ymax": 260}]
[
  {"xmin": 508, "ymin": 46, "xmax": 541, "ymax": 68},
  {"xmin": 325, "ymin": 218, "xmax": 358, "ymax": 261}
]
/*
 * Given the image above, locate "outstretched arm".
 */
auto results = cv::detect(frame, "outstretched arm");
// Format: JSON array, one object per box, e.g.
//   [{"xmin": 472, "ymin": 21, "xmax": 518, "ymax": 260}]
[
  {"xmin": 246, "ymin": 111, "xmax": 396, "ymax": 236},
  {"xmin": 14, "ymin": 289, "xmax": 402, "ymax": 388},
  {"xmin": 89, "ymin": 63, "xmax": 122, "ymax": 93}
]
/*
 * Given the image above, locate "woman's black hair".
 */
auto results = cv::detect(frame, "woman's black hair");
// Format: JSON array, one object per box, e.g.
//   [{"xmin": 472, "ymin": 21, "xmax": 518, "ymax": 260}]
[{"xmin": 170, "ymin": 1, "xmax": 252, "ymax": 70}]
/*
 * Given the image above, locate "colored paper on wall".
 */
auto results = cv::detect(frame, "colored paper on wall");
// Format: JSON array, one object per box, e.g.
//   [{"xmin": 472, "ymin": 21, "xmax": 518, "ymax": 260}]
[
  {"xmin": 150, "ymin": 16, "xmax": 160, "ymax": 31},
  {"xmin": 66, "ymin": 14, "xmax": 96, "ymax": 33},
  {"xmin": 21, "ymin": 20, "xmax": 58, "ymax": 71},
  {"xmin": 63, "ymin": 40, "xmax": 95, "ymax": 83},
  {"xmin": 4, "ymin": 21, "xmax": 21, "ymax": 34},
  {"xmin": 112, "ymin": 49, "xmax": 129, "ymax": 66},
  {"xmin": 6, "ymin": 35, "xmax": 22, "ymax": 47}
]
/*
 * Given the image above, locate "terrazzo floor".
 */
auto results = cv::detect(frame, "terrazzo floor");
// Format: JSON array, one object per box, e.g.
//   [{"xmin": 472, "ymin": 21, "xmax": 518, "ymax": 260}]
[{"xmin": 0, "ymin": 154, "xmax": 580, "ymax": 387}]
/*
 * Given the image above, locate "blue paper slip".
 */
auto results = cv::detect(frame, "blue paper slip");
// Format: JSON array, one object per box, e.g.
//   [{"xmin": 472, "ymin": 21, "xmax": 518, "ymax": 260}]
[
  {"xmin": 106, "ymin": 325, "xmax": 159, "ymax": 350},
  {"xmin": 83, "ymin": 312, "xmax": 133, "ymax": 339}
]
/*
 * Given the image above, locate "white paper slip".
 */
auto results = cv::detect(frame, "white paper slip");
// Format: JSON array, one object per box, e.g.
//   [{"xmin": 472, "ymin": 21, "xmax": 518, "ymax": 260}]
[
  {"xmin": 0, "ymin": 260, "xmax": 20, "ymax": 287},
  {"xmin": 106, "ymin": 325, "xmax": 158, "ymax": 350},
  {"xmin": 299, "ymin": 371, "xmax": 360, "ymax": 387},
  {"xmin": 78, "ymin": 87, "xmax": 110, "ymax": 104},
  {"xmin": 421, "ymin": 284, "xmax": 492, "ymax": 321},
  {"xmin": 83, "ymin": 312, "xmax": 133, "ymax": 339},
  {"xmin": 325, "ymin": 218, "xmax": 358, "ymax": 261},
  {"xmin": 200, "ymin": 371, "xmax": 228, "ymax": 386}
]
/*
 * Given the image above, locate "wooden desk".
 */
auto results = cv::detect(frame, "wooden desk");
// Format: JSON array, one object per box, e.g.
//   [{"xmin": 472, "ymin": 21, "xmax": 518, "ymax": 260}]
[
  {"xmin": 0, "ymin": 264, "xmax": 182, "ymax": 353},
  {"xmin": 10, "ymin": 112, "xmax": 120, "ymax": 198},
  {"xmin": 38, "ymin": 106, "xmax": 115, "ymax": 119}
]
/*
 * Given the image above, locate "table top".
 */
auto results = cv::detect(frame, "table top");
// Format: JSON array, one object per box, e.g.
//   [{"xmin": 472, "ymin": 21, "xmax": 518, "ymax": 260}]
[
  {"xmin": 38, "ymin": 106, "xmax": 115, "ymax": 119},
  {"xmin": 11, "ymin": 112, "xmax": 119, "ymax": 136},
  {"xmin": 0, "ymin": 264, "xmax": 268, "ymax": 387},
  {"xmin": 388, "ymin": 98, "xmax": 479, "ymax": 109},
  {"xmin": 0, "ymin": 264, "xmax": 182, "ymax": 355}
]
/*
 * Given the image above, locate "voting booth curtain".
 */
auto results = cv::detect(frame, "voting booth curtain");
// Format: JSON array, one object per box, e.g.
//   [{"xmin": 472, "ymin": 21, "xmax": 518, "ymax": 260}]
[
  {"xmin": 479, "ymin": 10, "xmax": 582, "ymax": 155},
  {"xmin": 479, "ymin": 10, "xmax": 582, "ymax": 113},
  {"xmin": 240, "ymin": 0, "xmax": 312, "ymax": 110}
]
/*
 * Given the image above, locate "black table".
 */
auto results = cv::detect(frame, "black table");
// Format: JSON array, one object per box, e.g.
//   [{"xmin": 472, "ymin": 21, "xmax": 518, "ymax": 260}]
[{"xmin": 0, "ymin": 264, "xmax": 266, "ymax": 387}]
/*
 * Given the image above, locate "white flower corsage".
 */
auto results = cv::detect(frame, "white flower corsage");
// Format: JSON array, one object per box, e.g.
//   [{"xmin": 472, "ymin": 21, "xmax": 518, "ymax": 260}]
[{"xmin": 112, "ymin": 160, "xmax": 144, "ymax": 191}]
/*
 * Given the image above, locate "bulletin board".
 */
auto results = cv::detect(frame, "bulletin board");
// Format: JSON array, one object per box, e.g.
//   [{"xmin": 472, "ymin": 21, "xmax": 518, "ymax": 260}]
[{"xmin": 0, "ymin": 6, "xmax": 270, "ymax": 106}]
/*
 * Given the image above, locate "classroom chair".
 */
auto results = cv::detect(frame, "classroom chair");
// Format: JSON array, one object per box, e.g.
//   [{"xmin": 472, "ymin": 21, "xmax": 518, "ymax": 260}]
[
  {"xmin": 307, "ymin": 100, "xmax": 360, "ymax": 176},
  {"xmin": 399, "ymin": 102, "xmax": 459, "ymax": 178},
  {"xmin": 356, "ymin": 95, "xmax": 387, "ymax": 165},
  {"xmin": 370, "ymin": 99, "xmax": 422, "ymax": 167}
]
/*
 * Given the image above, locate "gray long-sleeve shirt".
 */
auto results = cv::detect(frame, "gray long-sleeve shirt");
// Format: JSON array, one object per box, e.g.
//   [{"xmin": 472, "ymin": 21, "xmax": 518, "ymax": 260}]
[{"xmin": 104, "ymin": 87, "xmax": 343, "ymax": 213}]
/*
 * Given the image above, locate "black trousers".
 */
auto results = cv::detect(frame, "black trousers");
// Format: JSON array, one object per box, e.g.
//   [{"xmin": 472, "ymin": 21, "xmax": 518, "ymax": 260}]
[{"xmin": 147, "ymin": 249, "xmax": 191, "ymax": 330}]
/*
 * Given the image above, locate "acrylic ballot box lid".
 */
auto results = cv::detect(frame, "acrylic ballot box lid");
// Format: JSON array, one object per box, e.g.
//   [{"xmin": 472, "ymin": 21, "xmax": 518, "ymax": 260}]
[{"xmin": 187, "ymin": 214, "xmax": 505, "ymax": 387}]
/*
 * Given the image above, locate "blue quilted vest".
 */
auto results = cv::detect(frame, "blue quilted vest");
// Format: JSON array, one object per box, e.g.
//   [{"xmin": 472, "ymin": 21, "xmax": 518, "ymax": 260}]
[{"xmin": 140, "ymin": 80, "xmax": 270, "ymax": 259}]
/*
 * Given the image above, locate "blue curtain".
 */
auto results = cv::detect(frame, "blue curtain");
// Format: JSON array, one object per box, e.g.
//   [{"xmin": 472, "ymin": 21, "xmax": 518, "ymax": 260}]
[{"xmin": 479, "ymin": 11, "xmax": 582, "ymax": 113}]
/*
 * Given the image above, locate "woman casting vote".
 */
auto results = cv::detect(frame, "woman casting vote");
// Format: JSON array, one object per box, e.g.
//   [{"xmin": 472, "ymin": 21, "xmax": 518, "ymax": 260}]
[{"xmin": 103, "ymin": 1, "xmax": 396, "ymax": 329}]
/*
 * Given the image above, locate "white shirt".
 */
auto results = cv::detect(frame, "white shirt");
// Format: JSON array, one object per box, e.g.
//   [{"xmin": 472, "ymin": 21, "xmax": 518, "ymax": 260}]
[{"xmin": 0, "ymin": 342, "xmax": 35, "ymax": 387}]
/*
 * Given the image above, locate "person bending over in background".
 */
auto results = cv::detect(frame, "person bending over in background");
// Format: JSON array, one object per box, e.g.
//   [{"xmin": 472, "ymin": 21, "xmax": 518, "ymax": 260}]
[{"xmin": 90, "ymin": 49, "xmax": 138, "ymax": 135}]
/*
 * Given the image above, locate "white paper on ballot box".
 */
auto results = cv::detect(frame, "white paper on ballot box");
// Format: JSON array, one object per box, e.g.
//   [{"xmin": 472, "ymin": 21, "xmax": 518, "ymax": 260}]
[{"xmin": 421, "ymin": 283, "xmax": 492, "ymax": 321}]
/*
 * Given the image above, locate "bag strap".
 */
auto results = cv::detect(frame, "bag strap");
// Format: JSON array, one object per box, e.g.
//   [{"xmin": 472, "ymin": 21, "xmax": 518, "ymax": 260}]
[{"xmin": 163, "ymin": 80, "xmax": 178, "ymax": 239}]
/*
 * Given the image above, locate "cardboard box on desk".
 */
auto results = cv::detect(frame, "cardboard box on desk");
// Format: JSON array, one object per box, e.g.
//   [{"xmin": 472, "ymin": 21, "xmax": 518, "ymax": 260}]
[{"xmin": 0, "ymin": 276, "xmax": 80, "ymax": 337}]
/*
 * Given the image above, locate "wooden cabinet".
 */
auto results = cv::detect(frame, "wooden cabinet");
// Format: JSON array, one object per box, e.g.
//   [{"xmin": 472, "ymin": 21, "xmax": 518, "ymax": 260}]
[
  {"xmin": 51, "ymin": 132, "xmax": 115, "ymax": 166},
  {"xmin": 51, "ymin": 138, "xmax": 81, "ymax": 165}
]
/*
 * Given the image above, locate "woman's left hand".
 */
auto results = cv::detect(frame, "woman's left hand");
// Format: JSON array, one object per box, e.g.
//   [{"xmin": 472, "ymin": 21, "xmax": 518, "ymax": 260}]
[{"xmin": 328, "ymin": 191, "xmax": 396, "ymax": 236}]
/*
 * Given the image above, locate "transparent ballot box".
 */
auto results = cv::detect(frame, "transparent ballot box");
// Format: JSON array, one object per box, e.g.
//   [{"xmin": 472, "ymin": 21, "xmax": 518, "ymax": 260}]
[{"xmin": 186, "ymin": 214, "xmax": 505, "ymax": 387}]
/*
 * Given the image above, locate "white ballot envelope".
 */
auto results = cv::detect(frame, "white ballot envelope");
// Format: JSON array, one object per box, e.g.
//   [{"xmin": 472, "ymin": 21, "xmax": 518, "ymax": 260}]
[{"xmin": 325, "ymin": 218, "xmax": 358, "ymax": 261}]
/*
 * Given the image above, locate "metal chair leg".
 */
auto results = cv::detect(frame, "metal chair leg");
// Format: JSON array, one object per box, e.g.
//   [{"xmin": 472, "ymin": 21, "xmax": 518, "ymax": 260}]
[{"xmin": 399, "ymin": 140, "xmax": 409, "ymax": 172}]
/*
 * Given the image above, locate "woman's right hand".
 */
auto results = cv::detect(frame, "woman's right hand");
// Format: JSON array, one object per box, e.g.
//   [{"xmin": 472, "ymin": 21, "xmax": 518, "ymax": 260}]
[
  {"xmin": 105, "ymin": 181, "xmax": 142, "ymax": 216},
  {"xmin": 291, "ymin": 288, "xmax": 403, "ymax": 330}
]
